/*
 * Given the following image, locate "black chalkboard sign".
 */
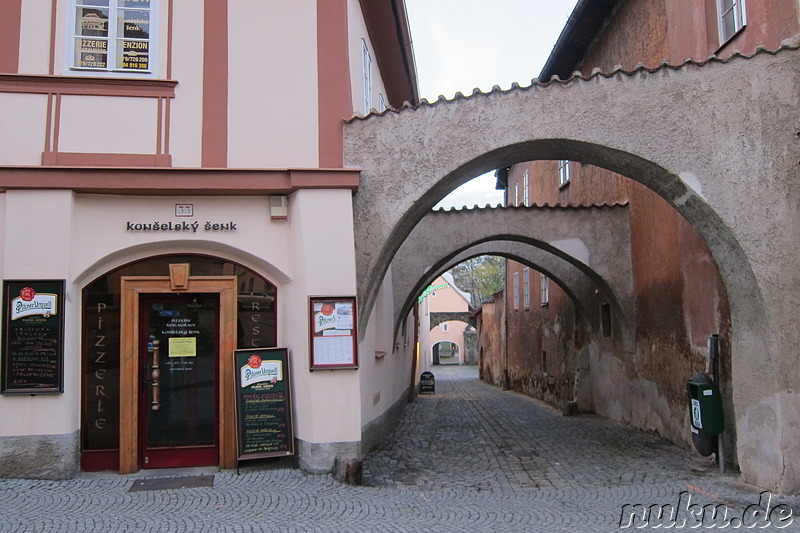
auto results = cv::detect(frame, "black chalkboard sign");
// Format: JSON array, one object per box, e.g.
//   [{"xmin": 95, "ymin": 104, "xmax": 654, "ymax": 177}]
[
  {"xmin": 2, "ymin": 280, "xmax": 65, "ymax": 394},
  {"xmin": 233, "ymin": 347, "xmax": 294, "ymax": 461}
]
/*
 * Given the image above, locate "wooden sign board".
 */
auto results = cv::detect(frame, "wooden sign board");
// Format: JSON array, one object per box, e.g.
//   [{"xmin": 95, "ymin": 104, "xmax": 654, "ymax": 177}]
[
  {"xmin": 1, "ymin": 280, "xmax": 65, "ymax": 394},
  {"xmin": 233, "ymin": 347, "xmax": 294, "ymax": 461}
]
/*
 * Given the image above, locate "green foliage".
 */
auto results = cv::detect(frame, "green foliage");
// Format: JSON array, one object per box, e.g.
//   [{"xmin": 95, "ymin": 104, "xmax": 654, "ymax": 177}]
[{"xmin": 448, "ymin": 255, "xmax": 505, "ymax": 307}]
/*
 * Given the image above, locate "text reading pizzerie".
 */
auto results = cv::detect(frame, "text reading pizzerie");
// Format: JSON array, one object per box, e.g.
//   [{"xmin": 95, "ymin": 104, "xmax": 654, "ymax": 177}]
[{"xmin": 125, "ymin": 221, "xmax": 237, "ymax": 233}]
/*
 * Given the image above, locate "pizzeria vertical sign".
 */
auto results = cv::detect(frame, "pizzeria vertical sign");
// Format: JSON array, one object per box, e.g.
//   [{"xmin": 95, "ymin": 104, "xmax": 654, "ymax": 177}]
[{"xmin": 2, "ymin": 280, "xmax": 65, "ymax": 394}]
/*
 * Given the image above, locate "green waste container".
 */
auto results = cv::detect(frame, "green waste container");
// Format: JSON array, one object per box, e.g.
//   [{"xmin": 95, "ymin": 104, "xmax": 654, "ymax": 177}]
[
  {"xmin": 687, "ymin": 373, "xmax": 724, "ymax": 436},
  {"xmin": 687, "ymin": 372, "xmax": 724, "ymax": 457}
]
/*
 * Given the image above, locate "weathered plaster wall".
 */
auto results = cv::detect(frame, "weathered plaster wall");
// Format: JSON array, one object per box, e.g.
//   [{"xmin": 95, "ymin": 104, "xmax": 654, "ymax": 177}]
[
  {"xmin": 503, "ymin": 155, "xmax": 733, "ymax": 455},
  {"xmin": 504, "ymin": 261, "xmax": 578, "ymax": 409},
  {"xmin": 345, "ymin": 47, "xmax": 800, "ymax": 491},
  {"xmin": 477, "ymin": 296, "xmax": 504, "ymax": 386}
]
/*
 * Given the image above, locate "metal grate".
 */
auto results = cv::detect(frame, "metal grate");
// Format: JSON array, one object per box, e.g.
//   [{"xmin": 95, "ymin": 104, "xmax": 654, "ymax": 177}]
[{"xmin": 129, "ymin": 475, "xmax": 215, "ymax": 492}]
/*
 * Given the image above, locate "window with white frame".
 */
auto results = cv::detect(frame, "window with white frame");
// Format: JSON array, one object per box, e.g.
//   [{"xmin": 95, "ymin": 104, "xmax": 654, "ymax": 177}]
[
  {"xmin": 523, "ymin": 171, "xmax": 529, "ymax": 206},
  {"xmin": 362, "ymin": 39, "xmax": 372, "ymax": 114},
  {"xmin": 540, "ymin": 274, "xmax": 550, "ymax": 305},
  {"xmin": 717, "ymin": 0, "xmax": 746, "ymax": 45},
  {"xmin": 514, "ymin": 183, "xmax": 519, "ymax": 206},
  {"xmin": 378, "ymin": 93, "xmax": 387, "ymax": 112},
  {"xmin": 71, "ymin": 0, "xmax": 155, "ymax": 73},
  {"xmin": 441, "ymin": 322, "xmax": 449, "ymax": 333},
  {"xmin": 513, "ymin": 271, "xmax": 520, "ymax": 310},
  {"xmin": 522, "ymin": 267, "xmax": 530, "ymax": 309},
  {"xmin": 558, "ymin": 160, "xmax": 571, "ymax": 187}
]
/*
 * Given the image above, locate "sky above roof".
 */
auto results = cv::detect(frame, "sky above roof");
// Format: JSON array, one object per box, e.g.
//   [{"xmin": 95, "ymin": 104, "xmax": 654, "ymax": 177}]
[{"xmin": 405, "ymin": 0, "xmax": 578, "ymax": 209}]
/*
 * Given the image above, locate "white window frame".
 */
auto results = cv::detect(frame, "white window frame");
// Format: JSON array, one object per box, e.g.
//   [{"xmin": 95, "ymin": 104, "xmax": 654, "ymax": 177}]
[
  {"xmin": 717, "ymin": 0, "xmax": 747, "ymax": 45},
  {"xmin": 540, "ymin": 274, "xmax": 550, "ymax": 306},
  {"xmin": 522, "ymin": 267, "xmax": 530, "ymax": 310},
  {"xmin": 513, "ymin": 271, "xmax": 520, "ymax": 311},
  {"xmin": 378, "ymin": 93, "xmax": 387, "ymax": 112},
  {"xmin": 68, "ymin": 0, "xmax": 159, "ymax": 77},
  {"xmin": 441, "ymin": 322, "xmax": 449, "ymax": 333},
  {"xmin": 514, "ymin": 183, "xmax": 519, "ymax": 206},
  {"xmin": 362, "ymin": 38, "xmax": 372, "ymax": 114},
  {"xmin": 558, "ymin": 160, "xmax": 571, "ymax": 188},
  {"xmin": 523, "ymin": 171, "xmax": 529, "ymax": 206}
]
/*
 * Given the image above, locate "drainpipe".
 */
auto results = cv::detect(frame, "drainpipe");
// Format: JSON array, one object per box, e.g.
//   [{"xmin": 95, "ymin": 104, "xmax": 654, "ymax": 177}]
[{"xmin": 504, "ymin": 258, "xmax": 510, "ymax": 390}]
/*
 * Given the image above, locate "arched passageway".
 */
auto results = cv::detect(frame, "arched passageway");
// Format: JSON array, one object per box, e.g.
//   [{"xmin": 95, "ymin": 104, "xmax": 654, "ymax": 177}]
[{"xmin": 345, "ymin": 47, "xmax": 800, "ymax": 491}]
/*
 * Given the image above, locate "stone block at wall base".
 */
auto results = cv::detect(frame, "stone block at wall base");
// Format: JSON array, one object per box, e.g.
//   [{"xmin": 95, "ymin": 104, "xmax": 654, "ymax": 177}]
[
  {"xmin": 293, "ymin": 439, "xmax": 361, "ymax": 476},
  {"xmin": 333, "ymin": 454, "xmax": 363, "ymax": 485},
  {"xmin": 0, "ymin": 431, "xmax": 79, "ymax": 480}
]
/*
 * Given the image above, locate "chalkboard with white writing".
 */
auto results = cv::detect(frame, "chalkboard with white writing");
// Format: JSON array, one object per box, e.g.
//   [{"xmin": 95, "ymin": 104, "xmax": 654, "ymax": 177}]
[
  {"xmin": 233, "ymin": 347, "xmax": 294, "ymax": 460},
  {"xmin": 2, "ymin": 280, "xmax": 65, "ymax": 394}
]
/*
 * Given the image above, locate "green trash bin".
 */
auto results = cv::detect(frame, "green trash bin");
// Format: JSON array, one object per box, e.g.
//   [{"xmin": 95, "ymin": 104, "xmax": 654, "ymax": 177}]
[{"xmin": 687, "ymin": 372, "xmax": 724, "ymax": 457}]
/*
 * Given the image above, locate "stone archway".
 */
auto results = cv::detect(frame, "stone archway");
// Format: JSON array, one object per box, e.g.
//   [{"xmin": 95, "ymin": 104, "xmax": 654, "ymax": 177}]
[
  {"xmin": 345, "ymin": 47, "xmax": 800, "ymax": 491},
  {"xmin": 390, "ymin": 206, "xmax": 634, "ymax": 349}
]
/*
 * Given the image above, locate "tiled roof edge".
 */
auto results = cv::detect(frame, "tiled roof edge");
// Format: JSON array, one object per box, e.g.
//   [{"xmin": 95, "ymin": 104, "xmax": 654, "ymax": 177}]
[
  {"xmin": 346, "ymin": 36, "xmax": 799, "ymax": 123},
  {"xmin": 430, "ymin": 201, "xmax": 630, "ymax": 213}
]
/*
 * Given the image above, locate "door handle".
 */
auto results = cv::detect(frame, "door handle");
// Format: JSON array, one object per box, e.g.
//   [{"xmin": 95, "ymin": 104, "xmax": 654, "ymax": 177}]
[{"xmin": 150, "ymin": 338, "xmax": 160, "ymax": 411}]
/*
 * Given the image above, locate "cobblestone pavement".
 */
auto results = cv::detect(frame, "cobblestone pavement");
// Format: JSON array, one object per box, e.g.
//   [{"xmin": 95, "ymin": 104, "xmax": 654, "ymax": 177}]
[{"xmin": 1, "ymin": 365, "xmax": 798, "ymax": 532}]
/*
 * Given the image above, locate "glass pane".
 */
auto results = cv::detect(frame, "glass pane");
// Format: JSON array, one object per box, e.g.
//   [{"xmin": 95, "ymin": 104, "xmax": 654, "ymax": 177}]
[
  {"xmin": 118, "ymin": 9, "xmax": 150, "ymax": 39},
  {"xmin": 144, "ymin": 295, "xmax": 218, "ymax": 449},
  {"xmin": 722, "ymin": 9, "xmax": 736, "ymax": 39},
  {"xmin": 76, "ymin": 7, "xmax": 109, "ymax": 37}
]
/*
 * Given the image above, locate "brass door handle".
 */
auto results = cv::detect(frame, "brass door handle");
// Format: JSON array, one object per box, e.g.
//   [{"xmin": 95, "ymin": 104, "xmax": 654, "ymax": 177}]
[{"xmin": 150, "ymin": 339, "xmax": 160, "ymax": 411}]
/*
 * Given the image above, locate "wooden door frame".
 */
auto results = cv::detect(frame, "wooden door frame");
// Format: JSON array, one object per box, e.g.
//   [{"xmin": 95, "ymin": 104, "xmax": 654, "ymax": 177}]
[{"xmin": 119, "ymin": 275, "xmax": 237, "ymax": 474}]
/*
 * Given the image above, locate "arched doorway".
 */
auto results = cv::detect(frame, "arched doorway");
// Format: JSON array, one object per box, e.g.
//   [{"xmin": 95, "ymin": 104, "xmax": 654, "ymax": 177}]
[
  {"xmin": 80, "ymin": 254, "xmax": 277, "ymax": 472},
  {"xmin": 432, "ymin": 341, "xmax": 460, "ymax": 365}
]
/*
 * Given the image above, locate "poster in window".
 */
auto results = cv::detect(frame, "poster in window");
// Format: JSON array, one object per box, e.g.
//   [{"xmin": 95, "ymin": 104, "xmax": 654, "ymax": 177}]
[
  {"xmin": 309, "ymin": 297, "xmax": 358, "ymax": 370},
  {"xmin": 76, "ymin": 37, "xmax": 108, "ymax": 69},
  {"xmin": 2, "ymin": 280, "xmax": 65, "ymax": 394},
  {"xmin": 120, "ymin": 41, "xmax": 149, "ymax": 70},
  {"xmin": 120, "ymin": 9, "xmax": 150, "ymax": 39},
  {"xmin": 119, "ymin": 7, "xmax": 150, "ymax": 70}
]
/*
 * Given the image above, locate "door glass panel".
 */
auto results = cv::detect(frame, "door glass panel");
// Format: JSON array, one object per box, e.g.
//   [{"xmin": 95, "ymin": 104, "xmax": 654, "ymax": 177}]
[{"xmin": 143, "ymin": 294, "xmax": 218, "ymax": 449}]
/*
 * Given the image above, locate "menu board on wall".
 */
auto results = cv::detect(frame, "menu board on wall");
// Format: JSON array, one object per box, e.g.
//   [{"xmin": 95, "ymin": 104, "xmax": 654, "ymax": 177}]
[
  {"xmin": 1, "ymin": 280, "xmax": 65, "ymax": 394},
  {"xmin": 233, "ymin": 347, "xmax": 294, "ymax": 461},
  {"xmin": 308, "ymin": 297, "xmax": 358, "ymax": 370}
]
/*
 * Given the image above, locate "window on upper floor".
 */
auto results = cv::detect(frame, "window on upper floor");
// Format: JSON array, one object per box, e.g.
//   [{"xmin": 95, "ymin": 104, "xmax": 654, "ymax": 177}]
[
  {"xmin": 441, "ymin": 322, "xmax": 449, "ymax": 333},
  {"xmin": 71, "ymin": 0, "xmax": 156, "ymax": 74},
  {"xmin": 717, "ymin": 0, "xmax": 747, "ymax": 45},
  {"xmin": 558, "ymin": 160, "xmax": 571, "ymax": 188},
  {"xmin": 362, "ymin": 39, "xmax": 372, "ymax": 114},
  {"xmin": 540, "ymin": 274, "xmax": 550, "ymax": 306},
  {"xmin": 523, "ymin": 171, "xmax": 529, "ymax": 206},
  {"xmin": 514, "ymin": 183, "xmax": 519, "ymax": 206},
  {"xmin": 522, "ymin": 267, "xmax": 530, "ymax": 310}
]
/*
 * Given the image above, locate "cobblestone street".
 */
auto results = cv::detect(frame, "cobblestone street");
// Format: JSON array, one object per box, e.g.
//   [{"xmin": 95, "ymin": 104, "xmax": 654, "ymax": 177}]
[{"xmin": 1, "ymin": 365, "xmax": 797, "ymax": 532}]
